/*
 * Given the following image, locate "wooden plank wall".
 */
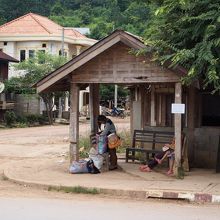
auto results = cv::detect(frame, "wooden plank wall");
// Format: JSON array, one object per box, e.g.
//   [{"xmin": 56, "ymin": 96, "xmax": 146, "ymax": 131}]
[{"xmin": 72, "ymin": 43, "xmax": 180, "ymax": 84}]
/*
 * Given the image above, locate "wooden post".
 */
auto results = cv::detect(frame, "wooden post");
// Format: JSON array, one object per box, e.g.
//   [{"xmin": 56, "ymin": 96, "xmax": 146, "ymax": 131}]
[
  {"xmin": 69, "ymin": 82, "xmax": 79, "ymax": 163},
  {"xmin": 150, "ymin": 85, "xmax": 156, "ymax": 126},
  {"xmin": 64, "ymin": 91, "xmax": 69, "ymax": 111},
  {"xmin": 89, "ymin": 83, "xmax": 100, "ymax": 136},
  {"xmin": 58, "ymin": 97, "xmax": 62, "ymax": 119},
  {"xmin": 188, "ymin": 86, "xmax": 195, "ymax": 166},
  {"xmin": 174, "ymin": 82, "xmax": 183, "ymax": 178},
  {"xmin": 140, "ymin": 85, "xmax": 145, "ymax": 129}
]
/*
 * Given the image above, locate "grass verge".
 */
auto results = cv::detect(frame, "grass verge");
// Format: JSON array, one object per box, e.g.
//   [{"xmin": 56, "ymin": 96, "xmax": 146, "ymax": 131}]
[{"xmin": 48, "ymin": 185, "xmax": 99, "ymax": 194}]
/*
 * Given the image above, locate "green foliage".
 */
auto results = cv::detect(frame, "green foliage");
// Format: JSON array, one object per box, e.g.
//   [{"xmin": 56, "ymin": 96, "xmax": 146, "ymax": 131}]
[
  {"xmin": 5, "ymin": 52, "xmax": 67, "ymax": 94},
  {"xmin": 25, "ymin": 114, "xmax": 48, "ymax": 125},
  {"xmin": 145, "ymin": 0, "xmax": 220, "ymax": 92},
  {"xmin": 0, "ymin": 0, "xmax": 152, "ymax": 40},
  {"xmin": 0, "ymin": 0, "xmax": 55, "ymax": 21},
  {"xmin": 100, "ymin": 84, "xmax": 129, "ymax": 104},
  {"xmin": 79, "ymin": 135, "xmax": 90, "ymax": 158},
  {"xmin": 48, "ymin": 185, "xmax": 99, "ymax": 194},
  {"xmin": 4, "ymin": 111, "xmax": 16, "ymax": 127},
  {"xmin": 3, "ymin": 112, "xmax": 48, "ymax": 128}
]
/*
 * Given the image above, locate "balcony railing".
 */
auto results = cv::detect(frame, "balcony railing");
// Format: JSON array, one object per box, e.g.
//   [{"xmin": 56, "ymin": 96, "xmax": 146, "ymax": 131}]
[{"xmin": 0, "ymin": 101, "xmax": 15, "ymax": 110}]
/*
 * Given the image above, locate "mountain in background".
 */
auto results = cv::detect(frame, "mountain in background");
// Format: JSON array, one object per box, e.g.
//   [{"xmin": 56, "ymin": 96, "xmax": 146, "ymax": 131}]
[{"xmin": 0, "ymin": 0, "xmax": 151, "ymax": 40}]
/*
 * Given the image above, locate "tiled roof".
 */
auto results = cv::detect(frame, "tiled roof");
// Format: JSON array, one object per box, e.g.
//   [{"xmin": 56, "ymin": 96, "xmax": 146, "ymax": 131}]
[
  {"xmin": 0, "ymin": 51, "xmax": 19, "ymax": 62},
  {"xmin": 0, "ymin": 13, "xmax": 87, "ymax": 39}
]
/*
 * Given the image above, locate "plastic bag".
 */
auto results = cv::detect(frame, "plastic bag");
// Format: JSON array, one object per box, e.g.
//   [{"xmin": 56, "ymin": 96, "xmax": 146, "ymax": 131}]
[
  {"xmin": 96, "ymin": 134, "xmax": 107, "ymax": 154},
  {"xmin": 69, "ymin": 160, "xmax": 88, "ymax": 174}
]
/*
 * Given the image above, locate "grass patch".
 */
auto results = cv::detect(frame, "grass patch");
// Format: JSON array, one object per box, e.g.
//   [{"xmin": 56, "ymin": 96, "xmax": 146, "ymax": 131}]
[
  {"xmin": 78, "ymin": 129, "xmax": 131, "ymax": 158},
  {"xmin": 117, "ymin": 129, "xmax": 131, "ymax": 153},
  {"xmin": 48, "ymin": 185, "xmax": 99, "ymax": 194}
]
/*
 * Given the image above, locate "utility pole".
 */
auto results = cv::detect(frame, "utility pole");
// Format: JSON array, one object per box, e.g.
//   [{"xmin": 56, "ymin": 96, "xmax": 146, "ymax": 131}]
[{"xmin": 61, "ymin": 27, "xmax": 64, "ymax": 56}]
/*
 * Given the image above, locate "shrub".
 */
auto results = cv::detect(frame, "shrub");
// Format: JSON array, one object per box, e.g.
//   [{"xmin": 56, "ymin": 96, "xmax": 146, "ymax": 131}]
[
  {"xmin": 26, "ymin": 114, "xmax": 48, "ymax": 125},
  {"xmin": 79, "ymin": 135, "xmax": 90, "ymax": 158},
  {"xmin": 4, "ymin": 111, "xmax": 16, "ymax": 127},
  {"xmin": 16, "ymin": 115, "xmax": 28, "ymax": 124},
  {"xmin": 26, "ymin": 114, "xmax": 39, "ymax": 124}
]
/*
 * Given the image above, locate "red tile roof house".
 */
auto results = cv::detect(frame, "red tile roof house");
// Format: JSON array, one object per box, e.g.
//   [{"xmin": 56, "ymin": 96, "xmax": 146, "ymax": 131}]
[{"xmin": 0, "ymin": 13, "xmax": 97, "ymax": 117}]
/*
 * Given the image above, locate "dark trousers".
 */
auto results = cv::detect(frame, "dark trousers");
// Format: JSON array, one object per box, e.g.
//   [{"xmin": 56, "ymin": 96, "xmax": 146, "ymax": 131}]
[
  {"xmin": 109, "ymin": 148, "xmax": 117, "ymax": 167},
  {"xmin": 148, "ymin": 151, "xmax": 166, "ymax": 169}
]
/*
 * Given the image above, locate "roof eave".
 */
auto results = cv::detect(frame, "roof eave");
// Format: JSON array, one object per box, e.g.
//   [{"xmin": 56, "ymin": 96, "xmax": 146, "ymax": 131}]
[{"xmin": 35, "ymin": 30, "xmax": 147, "ymax": 93}]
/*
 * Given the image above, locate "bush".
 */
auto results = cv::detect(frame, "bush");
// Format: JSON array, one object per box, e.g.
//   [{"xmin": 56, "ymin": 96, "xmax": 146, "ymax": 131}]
[
  {"xmin": 3, "ymin": 112, "xmax": 48, "ymax": 128},
  {"xmin": 79, "ymin": 135, "xmax": 90, "ymax": 158},
  {"xmin": 4, "ymin": 111, "xmax": 16, "ymax": 127},
  {"xmin": 16, "ymin": 115, "xmax": 28, "ymax": 124},
  {"xmin": 26, "ymin": 114, "xmax": 39, "ymax": 124},
  {"xmin": 26, "ymin": 114, "xmax": 48, "ymax": 125}
]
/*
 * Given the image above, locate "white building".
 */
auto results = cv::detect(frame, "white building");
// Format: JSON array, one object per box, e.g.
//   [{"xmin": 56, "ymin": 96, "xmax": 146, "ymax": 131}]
[{"xmin": 0, "ymin": 13, "xmax": 97, "ymax": 115}]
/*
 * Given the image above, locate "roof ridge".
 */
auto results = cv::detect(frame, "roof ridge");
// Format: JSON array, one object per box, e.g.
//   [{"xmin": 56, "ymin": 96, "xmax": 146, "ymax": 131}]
[
  {"xmin": 29, "ymin": 13, "xmax": 52, "ymax": 34},
  {"xmin": 0, "ymin": 12, "xmax": 32, "ymax": 30},
  {"xmin": 31, "ymin": 13, "xmax": 63, "ymax": 29},
  {"xmin": 66, "ymin": 28, "xmax": 86, "ymax": 38}
]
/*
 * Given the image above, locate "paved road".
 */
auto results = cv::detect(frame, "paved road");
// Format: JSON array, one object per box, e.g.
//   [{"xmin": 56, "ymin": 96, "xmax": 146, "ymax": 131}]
[
  {"xmin": 0, "ymin": 196, "xmax": 220, "ymax": 220},
  {"xmin": 0, "ymin": 118, "xmax": 220, "ymax": 218}
]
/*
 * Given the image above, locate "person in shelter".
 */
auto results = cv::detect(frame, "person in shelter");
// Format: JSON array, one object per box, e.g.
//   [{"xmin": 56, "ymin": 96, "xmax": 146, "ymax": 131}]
[
  {"xmin": 97, "ymin": 115, "xmax": 118, "ymax": 170},
  {"xmin": 139, "ymin": 138, "xmax": 175, "ymax": 175}
]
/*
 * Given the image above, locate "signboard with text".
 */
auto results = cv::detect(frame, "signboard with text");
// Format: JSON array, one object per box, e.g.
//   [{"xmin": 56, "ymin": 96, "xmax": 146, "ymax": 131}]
[{"xmin": 171, "ymin": 103, "xmax": 185, "ymax": 114}]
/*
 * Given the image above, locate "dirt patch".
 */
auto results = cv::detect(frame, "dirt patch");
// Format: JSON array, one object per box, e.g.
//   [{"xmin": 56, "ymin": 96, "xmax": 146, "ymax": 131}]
[{"xmin": 0, "ymin": 117, "xmax": 130, "ymax": 198}]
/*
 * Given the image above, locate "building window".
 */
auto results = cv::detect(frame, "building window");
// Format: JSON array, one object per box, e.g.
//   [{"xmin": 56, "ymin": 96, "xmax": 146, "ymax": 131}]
[
  {"xmin": 20, "ymin": 50, "xmax": 26, "ymax": 62},
  {"xmin": 42, "ymin": 43, "xmax": 47, "ymax": 48},
  {"xmin": 29, "ymin": 50, "xmax": 35, "ymax": 58},
  {"xmin": 59, "ymin": 49, "xmax": 67, "ymax": 57},
  {"xmin": 3, "ymin": 42, "xmax": 7, "ymax": 46}
]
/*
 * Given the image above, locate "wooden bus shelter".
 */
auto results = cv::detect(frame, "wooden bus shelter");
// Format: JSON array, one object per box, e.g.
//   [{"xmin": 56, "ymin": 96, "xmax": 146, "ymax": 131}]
[{"xmin": 35, "ymin": 30, "xmax": 210, "ymax": 175}]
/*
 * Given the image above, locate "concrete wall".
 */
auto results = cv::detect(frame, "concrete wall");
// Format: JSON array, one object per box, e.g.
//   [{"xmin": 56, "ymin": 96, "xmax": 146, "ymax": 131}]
[{"xmin": 14, "ymin": 94, "xmax": 40, "ymax": 116}]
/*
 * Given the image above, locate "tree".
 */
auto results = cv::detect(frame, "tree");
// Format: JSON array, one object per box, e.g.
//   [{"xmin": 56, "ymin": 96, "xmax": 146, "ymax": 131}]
[
  {"xmin": 145, "ymin": 0, "xmax": 220, "ymax": 92},
  {"xmin": 50, "ymin": 1, "xmax": 65, "ymax": 16},
  {"xmin": 5, "ymin": 52, "xmax": 67, "ymax": 124},
  {"xmin": 0, "ymin": 0, "xmax": 56, "ymax": 21},
  {"xmin": 100, "ymin": 84, "xmax": 129, "ymax": 107}
]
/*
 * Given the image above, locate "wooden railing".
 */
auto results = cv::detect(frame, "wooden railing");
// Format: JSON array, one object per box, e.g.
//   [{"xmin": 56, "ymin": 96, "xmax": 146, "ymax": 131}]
[{"xmin": 0, "ymin": 101, "xmax": 15, "ymax": 110}]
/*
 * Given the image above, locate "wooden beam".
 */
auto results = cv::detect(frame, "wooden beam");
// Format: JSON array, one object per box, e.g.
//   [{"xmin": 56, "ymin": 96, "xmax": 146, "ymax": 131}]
[
  {"xmin": 150, "ymin": 85, "xmax": 156, "ymax": 126},
  {"xmin": 174, "ymin": 82, "xmax": 183, "ymax": 178},
  {"xmin": 187, "ymin": 86, "xmax": 195, "ymax": 166},
  {"xmin": 69, "ymin": 82, "xmax": 79, "ymax": 163},
  {"xmin": 161, "ymin": 94, "xmax": 166, "ymax": 126},
  {"xmin": 89, "ymin": 84, "xmax": 100, "ymax": 136},
  {"xmin": 140, "ymin": 85, "xmax": 145, "ymax": 129}
]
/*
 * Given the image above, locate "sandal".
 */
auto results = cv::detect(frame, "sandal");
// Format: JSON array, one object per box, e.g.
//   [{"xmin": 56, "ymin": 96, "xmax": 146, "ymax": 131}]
[{"xmin": 166, "ymin": 170, "xmax": 174, "ymax": 175}]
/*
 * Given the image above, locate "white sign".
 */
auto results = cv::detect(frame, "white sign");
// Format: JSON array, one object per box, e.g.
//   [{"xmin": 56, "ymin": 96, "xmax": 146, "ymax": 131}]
[{"xmin": 171, "ymin": 103, "xmax": 185, "ymax": 114}]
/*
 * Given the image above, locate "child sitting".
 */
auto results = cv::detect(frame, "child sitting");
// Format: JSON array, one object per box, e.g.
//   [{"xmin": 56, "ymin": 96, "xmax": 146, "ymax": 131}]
[{"xmin": 139, "ymin": 138, "xmax": 175, "ymax": 175}]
